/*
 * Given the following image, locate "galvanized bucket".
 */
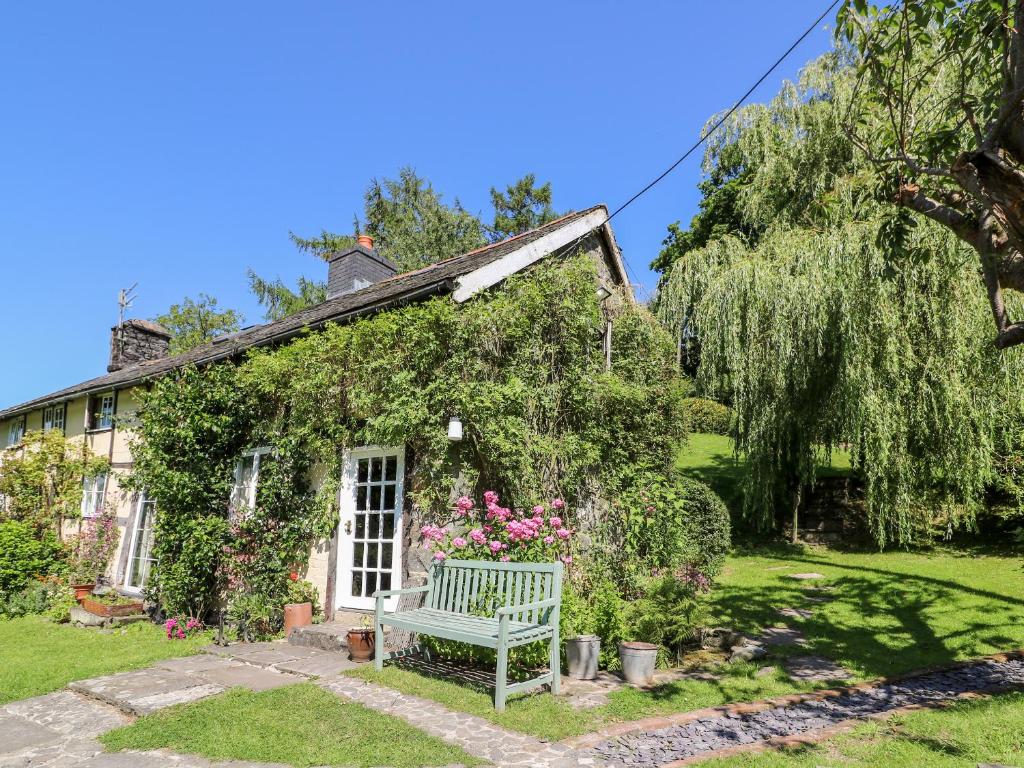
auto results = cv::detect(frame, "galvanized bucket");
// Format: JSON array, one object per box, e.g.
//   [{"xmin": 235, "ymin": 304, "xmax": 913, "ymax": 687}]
[
  {"xmin": 565, "ymin": 634, "xmax": 601, "ymax": 680},
  {"xmin": 618, "ymin": 641, "xmax": 658, "ymax": 685}
]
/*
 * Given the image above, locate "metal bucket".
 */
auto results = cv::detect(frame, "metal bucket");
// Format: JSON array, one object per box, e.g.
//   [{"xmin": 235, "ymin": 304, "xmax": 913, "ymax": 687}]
[
  {"xmin": 565, "ymin": 634, "xmax": 601, "ymax": 680},
  {"xmin": 619, "ymin": 641, "xmax": 658, "ymax": 685}
]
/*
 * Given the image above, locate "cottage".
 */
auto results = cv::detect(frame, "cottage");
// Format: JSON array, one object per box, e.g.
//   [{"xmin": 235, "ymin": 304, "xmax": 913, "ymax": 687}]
[{"xmin": 0, "ymin": 206, "xmax": 637, "ymax": 619}]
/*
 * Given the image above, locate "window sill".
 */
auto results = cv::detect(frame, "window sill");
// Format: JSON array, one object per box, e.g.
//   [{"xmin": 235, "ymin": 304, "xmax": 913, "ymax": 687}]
[{"xmin": 85, "ymin": 427, "xmax": 113, "ymax": 435}]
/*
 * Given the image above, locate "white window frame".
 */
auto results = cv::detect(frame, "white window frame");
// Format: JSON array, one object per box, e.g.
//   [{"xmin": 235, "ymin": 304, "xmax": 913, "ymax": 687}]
[
  {"xmin": 6, "ymin": 418, "xmax": 25, "ymax": 447},
  {"xmin": 124, "ymin": 492, "xmax": 157, "ymax": 593},
  {"xmin": 92, "ymin": 393, "xmax": 115, "ymax": 430},
  {"xmin": 81, "ymin": 473, "xmax": 108, "ymax": 519},
  {"xmin": 43, "ymin": 404, "xmax": 66, "ymax": 433},
  {"xmin": 230, "ymin": 446, "xmax": 272, "ymax": 517}
]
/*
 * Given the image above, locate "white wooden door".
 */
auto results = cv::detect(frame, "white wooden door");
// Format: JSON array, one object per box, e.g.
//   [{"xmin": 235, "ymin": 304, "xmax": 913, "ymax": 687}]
[{"xmin": 338, "ymin": 446, "xmax": 404, "ymax": 611}]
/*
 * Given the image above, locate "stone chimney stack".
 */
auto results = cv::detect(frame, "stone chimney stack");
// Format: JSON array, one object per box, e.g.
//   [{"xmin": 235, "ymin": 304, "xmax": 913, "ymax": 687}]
[
  {"xmin": 326, "ymin": 235, "xmax": 398, "ymax": 299},
  {"xmin": 108, "ymin": 319, "xmax": 172, "ymax": 372}
]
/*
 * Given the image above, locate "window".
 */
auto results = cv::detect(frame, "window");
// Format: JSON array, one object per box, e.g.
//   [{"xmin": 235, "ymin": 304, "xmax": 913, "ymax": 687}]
[
  {"xmin": 42, "ymin": 404, "xmax": 66, "ymax": 433},
  {"xmin": 81, "ymin": 474, "xmax": 107, "ymax": 518},
  {"xmin": 90, "ymin": 393, "xmax": 115, "ymax": 430},
  {"xmin": 126, "ymin": 493, "xmax": 156, "ymax": 591},
  {"xmin": 6, "ymin": 417, "xmax": 25, "ymax": 447},
  {"xmin": 230, "ymin": 447, "xmax": 272, "ymax": 516}
]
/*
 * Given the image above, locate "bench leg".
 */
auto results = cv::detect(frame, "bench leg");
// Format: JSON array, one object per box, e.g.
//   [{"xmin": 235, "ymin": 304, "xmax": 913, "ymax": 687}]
[
  {"xmin": 549, "ymin": 631, "xmax": 561, "ymax": 695},
  {"xmin": 495, "ymin": 642, "xmax": 508, "ymax": 712},
  {"xmin": 374, "ymin": 612, "xmax": 384, "ymax": 673}
]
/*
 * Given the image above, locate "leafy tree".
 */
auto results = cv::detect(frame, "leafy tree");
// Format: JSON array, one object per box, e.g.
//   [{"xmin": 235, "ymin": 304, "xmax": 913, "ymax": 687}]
[
  {"xmin": 649, "ymin": 143, "xmax": 757, "ymax": 280},
  {"xmin": 0, "ymin": 430, "xmax": 109, "ymax": 539},
  {"xmin": 246, "ymin": 270, "xmax": 326, "ymax": 322},
  {"xmin": 252, "ymin": 169, "xmax": 556, "ymax": 321},
  {"xmin": 486, "ymin": 173, "xmax": 558, "ymax": 242},
  {"xmin": 155, "ymin": 293, "xmax": 243, "ymax": 354},
  {"xmin": 656, "ymin": 53, "xmax": 1024, "ymax": 546},
  {"xmin": 838, "ymin": 0, "xmax": 1024, "ymax": 349}
]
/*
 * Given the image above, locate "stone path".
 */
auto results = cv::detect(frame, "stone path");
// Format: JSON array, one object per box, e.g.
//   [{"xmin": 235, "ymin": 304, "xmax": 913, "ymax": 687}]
[
  {"xmin": 0, "ymin": 689, "xmax": 289, "ymax": 767},
  {"xmin": 318, "ymin": 675, "xmax": 599, "ymax": 767},
  {"xmin": 585, "ymin": 656, "xmax": 1024, "ymax": 766}
]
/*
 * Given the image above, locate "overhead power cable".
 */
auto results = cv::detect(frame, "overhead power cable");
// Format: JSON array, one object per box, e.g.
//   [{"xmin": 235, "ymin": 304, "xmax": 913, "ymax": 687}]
[{"xmin": 605, "ymin": 0, "xmax": 844, "ymax": 228}]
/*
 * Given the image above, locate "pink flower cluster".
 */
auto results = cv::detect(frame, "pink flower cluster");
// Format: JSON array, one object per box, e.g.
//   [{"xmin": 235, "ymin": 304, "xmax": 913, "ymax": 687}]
[
  {"xmin": 419, "ymin": 491, "xmax": 574, "ymax": 565},
  {"xmin": 165, "ymin": 617, "xmax": 202, "ymax": 640}
]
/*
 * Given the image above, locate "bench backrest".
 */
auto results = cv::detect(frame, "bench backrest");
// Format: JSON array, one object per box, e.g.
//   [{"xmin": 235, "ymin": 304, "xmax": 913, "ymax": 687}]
[{"xmin": 426, "ymin": 559, "xmax": 562, "ymax": 624}]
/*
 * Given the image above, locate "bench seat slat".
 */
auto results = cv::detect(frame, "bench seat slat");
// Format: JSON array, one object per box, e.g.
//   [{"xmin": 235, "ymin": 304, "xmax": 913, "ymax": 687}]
[{"xmin": 378, "ymin": 607, "xmax": 553, "ymax": 648}]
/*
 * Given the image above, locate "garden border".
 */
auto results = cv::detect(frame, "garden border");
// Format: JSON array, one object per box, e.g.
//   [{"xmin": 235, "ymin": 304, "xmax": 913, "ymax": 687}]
[{"xmin": 563, "ymin": 648, "xmax": 1024, "ymax": 750}]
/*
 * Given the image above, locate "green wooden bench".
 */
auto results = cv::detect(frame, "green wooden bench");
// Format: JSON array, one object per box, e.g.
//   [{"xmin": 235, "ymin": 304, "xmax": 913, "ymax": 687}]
[{"xmin": 373, "ymin": 558, "xmax": 563, "ymax": 711}]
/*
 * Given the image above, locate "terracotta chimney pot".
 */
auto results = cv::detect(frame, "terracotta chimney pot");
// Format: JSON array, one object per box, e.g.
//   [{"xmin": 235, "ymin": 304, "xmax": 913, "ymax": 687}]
[{"xmin": 357, "ymin": 234, "xmax": 375, "ymax": 249}]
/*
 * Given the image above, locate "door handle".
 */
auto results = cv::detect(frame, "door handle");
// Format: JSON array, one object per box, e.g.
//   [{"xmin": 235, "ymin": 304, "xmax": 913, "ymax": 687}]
[{"xmin": 344, "ymin": 520, "xmax": 352, "ymax": 535}]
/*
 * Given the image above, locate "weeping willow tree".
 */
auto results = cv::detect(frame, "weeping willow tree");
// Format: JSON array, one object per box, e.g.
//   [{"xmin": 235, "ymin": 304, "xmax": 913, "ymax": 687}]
[{"xmin": 657, "ymin": 53, "xmax": 1024, "ymax": 546}]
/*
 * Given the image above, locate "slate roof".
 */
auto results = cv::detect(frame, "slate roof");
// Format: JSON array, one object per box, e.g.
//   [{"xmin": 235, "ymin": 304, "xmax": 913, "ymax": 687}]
[{"xmin": 0, "ymin": 205, "xmax": 608, "ymax": 420}]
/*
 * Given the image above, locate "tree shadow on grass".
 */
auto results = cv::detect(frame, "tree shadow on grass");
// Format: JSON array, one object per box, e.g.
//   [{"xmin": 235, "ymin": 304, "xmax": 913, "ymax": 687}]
[{"xmin": 711, "ymin": 546, "xmax": 1024, "ymax": 679}]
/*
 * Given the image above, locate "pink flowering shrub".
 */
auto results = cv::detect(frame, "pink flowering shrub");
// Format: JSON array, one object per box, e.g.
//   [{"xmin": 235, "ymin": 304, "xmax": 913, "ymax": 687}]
[
  {"xmin": 164, "ymin": 616, "xmax": 203, "ymax": 640},
  {"xmin": 67, "ymin": 506, "xmax": 119, "ymax": 582},
  {"xmin": 421, "ymin": 491, "xmax": 574, "ymax": 564}
]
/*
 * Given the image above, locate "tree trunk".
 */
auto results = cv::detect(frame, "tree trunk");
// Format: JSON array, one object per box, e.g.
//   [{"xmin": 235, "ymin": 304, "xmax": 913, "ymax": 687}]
[{"xmin": 790, "ymin": 485, "xmax": 801, "ymax": 545}]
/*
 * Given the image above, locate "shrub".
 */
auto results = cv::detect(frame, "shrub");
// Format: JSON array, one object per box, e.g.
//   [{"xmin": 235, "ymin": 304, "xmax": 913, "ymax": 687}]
[
  {"xmin": 0, "ymin": 521, "xmax": 61, "ymax": 597},
  {"xmin": 682, "ymin": 479, "xmax": 731, "ymax": 577},
  {"xmin": 684, "ymin": 397, "xmax": 733, "ymax": 435},
  {"xmin": 626, "ymin": 571, "xmax": 710, "ymax": 665},
  {"xmin": 0, "ymin": 576, "xmax": 74, "ymax": 621},
  {"xmin": 606, "ymin": 472, "xmax": 730, "ymax": 583}
]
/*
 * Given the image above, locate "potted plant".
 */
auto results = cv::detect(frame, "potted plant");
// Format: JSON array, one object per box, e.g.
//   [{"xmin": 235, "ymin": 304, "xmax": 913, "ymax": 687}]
[
  {"xmin": 81, "ymin": 592, "xmax": 145, "ymax": 618},
  {"xmin": 283, "ymin": 575, "xmax": 318, "ymax": 638},
  {"xmin": 67, "ymin": 507, "xmax": 119, "ymax": 602},
  {"xmin": 346, "ymin": 615, "xmax": 375, "ymax": 662}
]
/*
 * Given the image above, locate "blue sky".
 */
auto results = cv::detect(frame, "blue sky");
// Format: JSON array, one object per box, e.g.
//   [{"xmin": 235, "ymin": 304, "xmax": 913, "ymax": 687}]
[{"xmin": 0, "ymin": 2, "xmax": 833, "ymax": 408}]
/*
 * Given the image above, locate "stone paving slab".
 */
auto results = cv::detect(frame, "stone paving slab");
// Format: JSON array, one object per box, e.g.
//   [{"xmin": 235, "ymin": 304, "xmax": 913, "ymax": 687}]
[
  {"xmin": 787, "ymin": 572, "xmax": 826, "ymax": 580},
  {"xmin": 4, "ymin": 692, "xmax": 128, "ymax": 738},
  {"xmin": 0, "ymin": 713, "xmax": 61, "ymax": 755},
  {"xmin": 127, "ymin": 684, "xmax": 230, "ymax": 715},
  {"xmin": 201, "ymin": 641, "xmax": 361, "ymax": 679},
  {"xmin": 776, "ymin": 607, "xmax": 814, "ymax": 620},
  {"xmin": 757, "ymin": 627, "xmax": 807, "ymax": 647},
  {"xmin": 782, "ymin": 655, "xmax": 853, "ymax": 682},
  {"xmin": 196, "ymin": 665, "xmax": 299, "ymax": 692},
  {"xmin": 273, "ymin": 654, "xmax": 360, "ymax": 678}
]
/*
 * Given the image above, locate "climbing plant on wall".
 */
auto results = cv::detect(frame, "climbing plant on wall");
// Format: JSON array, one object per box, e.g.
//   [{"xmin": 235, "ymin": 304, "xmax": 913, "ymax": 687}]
[{"xmin": 130, "ymin": 253, "xmax": 690, "ymax": 618}]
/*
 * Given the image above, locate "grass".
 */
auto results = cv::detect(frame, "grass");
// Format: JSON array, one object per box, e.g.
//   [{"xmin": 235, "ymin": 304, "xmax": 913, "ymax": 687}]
[
  {"xmin": 348, "ymin": 542, "xmax": 1024, "ymax": 741},
  {"xmin": 702, "ymin": 690, "xmax": 1024, "ymax": 767},
  {"xmin": 676, "ymin": 432, "xmax": 852, "ymax": 511},
  {"xmin": 0, "ymin": 615, "xmax": 212, "ymax": 704},
  {"xmin": 348, "ymin": 661, "xmax": 815, "ymax": 741},
  {"xmin": 99, "ymin": 682, "xmax": 482, "ymax": 768},
  {"xmin": 710, "ymin": 543, "xmax": 1024, "ymax": 679}
]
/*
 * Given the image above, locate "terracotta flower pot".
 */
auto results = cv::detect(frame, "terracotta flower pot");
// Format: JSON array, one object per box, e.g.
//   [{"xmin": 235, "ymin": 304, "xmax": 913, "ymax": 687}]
[
  {"xmin": 283, "ymin": 602, "xmax": 313, "ymax": 637},
  {"xmin": 346, "ymin": 627, "xmax": 375, "ymax": 662},
  {"xmin": 71, "ymin": 583, "xmax": 96, "ymax": 603}
]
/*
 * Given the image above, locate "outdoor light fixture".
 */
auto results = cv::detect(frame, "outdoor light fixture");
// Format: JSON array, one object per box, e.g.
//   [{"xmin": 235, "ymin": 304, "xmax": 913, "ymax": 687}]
[
  {"xmin": 596, "ymin": 285, "xmax": 612, "ymax": 302},
  {"xmin": 447, "ymin": 416, "xmax": 463, "ymax": 442}
]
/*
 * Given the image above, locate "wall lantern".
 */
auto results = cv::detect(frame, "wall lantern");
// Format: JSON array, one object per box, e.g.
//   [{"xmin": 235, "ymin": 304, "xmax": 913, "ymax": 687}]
[
  {"xmin": 596, "ymin": 285, "xmax": 612, "ymax": 302},
  {"xmin": 447, "ymin": 416, "xmax": 464, "ymax": 442}
]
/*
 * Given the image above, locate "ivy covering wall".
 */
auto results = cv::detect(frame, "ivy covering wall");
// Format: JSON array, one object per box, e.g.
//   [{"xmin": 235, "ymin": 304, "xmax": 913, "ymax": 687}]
[{"xmin": 129, "ymin": 254, "xmax": 692, "ymax": 619}]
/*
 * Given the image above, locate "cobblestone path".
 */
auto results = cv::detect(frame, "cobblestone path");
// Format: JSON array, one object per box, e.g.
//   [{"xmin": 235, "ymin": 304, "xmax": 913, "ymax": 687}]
[{"xmin": 587, "ymin": 656, "xmax": 1024, "ymax": 766}]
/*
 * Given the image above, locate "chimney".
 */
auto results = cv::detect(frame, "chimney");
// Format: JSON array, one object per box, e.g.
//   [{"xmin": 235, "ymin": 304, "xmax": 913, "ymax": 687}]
[
  {"xmin": 108, "ymin": 319, "xmax": 172, "ymax": 372},
  {"xmin": 326, "ymin": 235, "xmax": 398, "ymax": 299}
]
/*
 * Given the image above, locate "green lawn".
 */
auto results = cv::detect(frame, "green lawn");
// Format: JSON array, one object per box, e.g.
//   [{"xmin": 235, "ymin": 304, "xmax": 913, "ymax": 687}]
[
  {"xmin": 100, "ymin": 683, "xmax": 482, "ymax": 768},
  {"xmin": 703, "ymin": 690, "xmax": 1024, "ymax": 767},
  {"xmin": 676, "ymin": 432, "xmax": 851, "ymax": 511},
  {"xmin": 0, "ymin": 616, "xmax": 212, "ymax": 704},
  {"xmin": 348, "ymin": 543, "xmax": 1024, "ymax": 741},
  {"xmin": 711, "ymin": 543, "xmax": 1024, "ymax": 679}
]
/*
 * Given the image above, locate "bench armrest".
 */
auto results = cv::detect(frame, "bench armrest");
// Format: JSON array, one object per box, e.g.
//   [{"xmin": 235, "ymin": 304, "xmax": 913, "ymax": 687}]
[
  {"xmin": 372, "ymin": 585, "xmax": 429, "ymax": 599},
  {"xmin": 495, "ymin": 597, "xmax": 560, "ymax": 620}
]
